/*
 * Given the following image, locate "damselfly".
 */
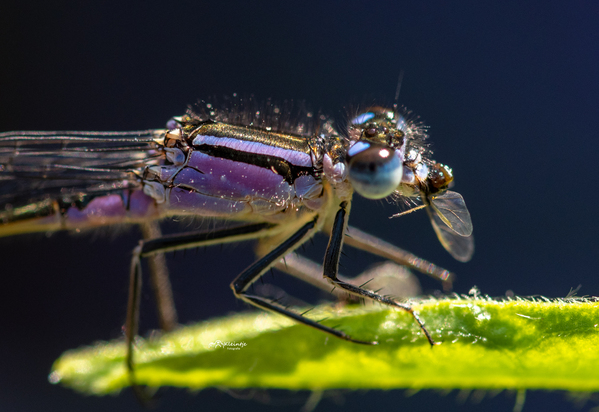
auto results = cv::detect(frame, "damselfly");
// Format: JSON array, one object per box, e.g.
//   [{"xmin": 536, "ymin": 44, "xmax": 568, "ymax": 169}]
[{"xmin": 0, "ymin": 96, "xmax": 473, "ymax": 394}]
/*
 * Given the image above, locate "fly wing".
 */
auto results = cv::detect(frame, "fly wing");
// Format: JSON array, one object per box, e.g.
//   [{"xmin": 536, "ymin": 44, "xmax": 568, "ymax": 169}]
[
  {"xmin": 426, "ymin": 190, "xmax": 474, "ymax": 262},
  {"xmin": 0, "ymin": 130, "xmax": 163, "ymax": 211},
  {"xmin": 428, "ymin": 190, "xmax": 473, "ymax": 237},
  {"xmin": 427, "ymin": 206, "xmax": 475, "ymax": 262}
]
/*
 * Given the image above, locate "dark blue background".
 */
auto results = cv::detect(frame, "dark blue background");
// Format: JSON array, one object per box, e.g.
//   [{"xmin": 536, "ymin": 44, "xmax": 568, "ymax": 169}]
[{"xmin": 1, "ymin": 1, "xmax": 598, "ymax": 411}]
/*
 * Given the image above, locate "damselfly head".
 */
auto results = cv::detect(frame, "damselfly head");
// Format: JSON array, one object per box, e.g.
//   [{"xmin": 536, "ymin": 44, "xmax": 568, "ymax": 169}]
[
  {"xmin": 344, "ymin": 107, "xmax": 412, "ymax": 199},
  {"xmin": 349, "ymin": 106, "xmax": 407, "ymax": 149}
]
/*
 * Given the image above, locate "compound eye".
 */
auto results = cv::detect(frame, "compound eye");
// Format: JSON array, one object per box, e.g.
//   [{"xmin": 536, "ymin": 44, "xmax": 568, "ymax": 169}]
[
  {"xmin": 348, "ymin": 144, "xmax": 402, "ymax": 199},
  {"xmin": 429, "ymin": 163, "xmax": 454, "ymax": 189}
]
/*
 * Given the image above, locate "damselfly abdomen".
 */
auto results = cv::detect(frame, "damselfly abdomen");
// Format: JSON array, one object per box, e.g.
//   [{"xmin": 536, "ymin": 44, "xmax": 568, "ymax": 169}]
[{"xmin": 0, "ymin": 97, "xmax": 473, "ymax": 395}]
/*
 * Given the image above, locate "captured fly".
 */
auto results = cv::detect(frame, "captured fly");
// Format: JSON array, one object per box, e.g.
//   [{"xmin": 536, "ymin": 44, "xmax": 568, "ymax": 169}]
[
  {"xmin": 0, "ymin": 96, "xmax": 473, "ymax": 396},
  {"xmin": 392, "ymin": 160, "xmax": 474, "ymax": 262}
]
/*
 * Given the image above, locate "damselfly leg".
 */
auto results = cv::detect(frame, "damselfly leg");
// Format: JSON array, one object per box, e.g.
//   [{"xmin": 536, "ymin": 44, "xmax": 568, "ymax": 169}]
[
  {"xmin": 230, "ymin": 215, "xmax": 375, "ymax": 346},
  {"xmin": 126, "ymin": 221, "xmax": 278, "ymax": 401},
  {"xmin": 275, "ymin": 252, "xmax": 421, "ymax": 301},
  {"xmin": 127, "ymin": 205, "xmax": 441, "ymax": 390},
  {"xmin": 126, "ymin": 222, "xmax": 277, "ymax": 374},
  {"xmin": 140, "ymin": 222, "xmax": 177, "ymax": 332},
  {"xmin": 322, "ymin": 202, "xmax": 436, "ymax": 346},
  {"xmin": 344, "ymin": 226, "xmax": 454, "ymax": 290}
]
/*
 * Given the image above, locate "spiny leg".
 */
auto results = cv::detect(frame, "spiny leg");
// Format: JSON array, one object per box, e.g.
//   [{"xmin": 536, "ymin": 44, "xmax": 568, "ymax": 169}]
[
  {"xmin": 274, "ymin": 252, "xmax": 351, "ymax": 298},
  {"xmin": 231, "ymin": 217, "xmax": 375, "ymax": 345},
  {"xmin": 277, "ymin": 220, "xmax": 449, "ymax": 292},
  {"xmin": 324, "ymin": 202, "xmax": 436, "ymax": 346},
  {"xmin": 344, "ymin": 225, "xmax": 454, "ymax": 290},
  {"xmin": 275, "ymin": 253, "xmax": 420, "ymax": 301},
  {"xmin": 140, "ymin": 221, "xmax": 177, "ymax": 332},
  {"xmin": 125, "ymin": 221, "xmax": 278, "ymax": 401}
]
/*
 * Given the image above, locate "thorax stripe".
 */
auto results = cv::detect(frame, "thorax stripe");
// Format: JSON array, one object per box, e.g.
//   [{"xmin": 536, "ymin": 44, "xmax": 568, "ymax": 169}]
[{"xmin": 192, "ymin": 135, "xmax": 312, "ymax": 168}]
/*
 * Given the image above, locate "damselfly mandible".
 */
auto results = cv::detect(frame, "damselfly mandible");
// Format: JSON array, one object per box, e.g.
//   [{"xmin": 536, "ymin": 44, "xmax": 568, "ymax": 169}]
[{"xmin": 0, "ymin": 97, "xmax": 473, "ymax": 391}]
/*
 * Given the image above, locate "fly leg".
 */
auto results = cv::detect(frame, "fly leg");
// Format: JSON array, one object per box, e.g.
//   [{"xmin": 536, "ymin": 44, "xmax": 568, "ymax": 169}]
[
  {"xmin": 230, "ymin": 216, "xmax": 375, "ymax": 345},
  {"xmin": 126, "ymin": 221, "xmax": 277, "ymax": 403},
  {"xmin": 345, "ymin": 225, "xmax": 454, "ymax": 290},
  {"xmin": 323, "ymin": 201, "xmax": 436, "ymax": 347}
]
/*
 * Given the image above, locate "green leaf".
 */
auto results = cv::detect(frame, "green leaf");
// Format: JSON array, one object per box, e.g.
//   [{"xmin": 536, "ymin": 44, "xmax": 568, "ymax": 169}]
[{"xmin": 49, "ymin": 297, "xmax": 599, "ymax": 395}]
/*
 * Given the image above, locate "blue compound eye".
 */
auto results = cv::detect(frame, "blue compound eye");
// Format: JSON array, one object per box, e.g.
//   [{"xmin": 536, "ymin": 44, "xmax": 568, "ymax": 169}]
[{"xmin": 348, "ymin": 144, "xmax": 403, "ymax": 199}]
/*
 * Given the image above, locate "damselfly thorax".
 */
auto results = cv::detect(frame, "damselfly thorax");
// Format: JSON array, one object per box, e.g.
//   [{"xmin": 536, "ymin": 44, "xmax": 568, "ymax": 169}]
[{"xmin": 0, "ymin": 98, "xmax": 473, "ymax": 401}]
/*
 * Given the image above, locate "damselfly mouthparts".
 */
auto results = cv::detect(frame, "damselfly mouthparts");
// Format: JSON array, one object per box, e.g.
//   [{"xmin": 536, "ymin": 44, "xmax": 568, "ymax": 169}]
[{"xmin": 0, "ymin": 97, "xmax": 473, "ymax": 396}]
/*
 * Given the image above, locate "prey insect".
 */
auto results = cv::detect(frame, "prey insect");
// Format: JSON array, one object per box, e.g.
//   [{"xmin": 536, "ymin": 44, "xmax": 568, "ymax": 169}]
[{"xmin": 0, "ymin": 97, "xmax": 473, "ymax": 397}]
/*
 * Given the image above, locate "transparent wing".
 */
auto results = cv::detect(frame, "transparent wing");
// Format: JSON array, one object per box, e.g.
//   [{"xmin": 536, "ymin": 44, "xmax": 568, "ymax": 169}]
[
  {"xmin": 427, "ymin": 206, "xmax": 475, "ymax": 262},
  {"xmin": 0, "ymin": 130, "xmax": 164, "ymax": 210},
  {"xmin": 428, "ymin": 190, "xmax": 473, "ymax": 237}
]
